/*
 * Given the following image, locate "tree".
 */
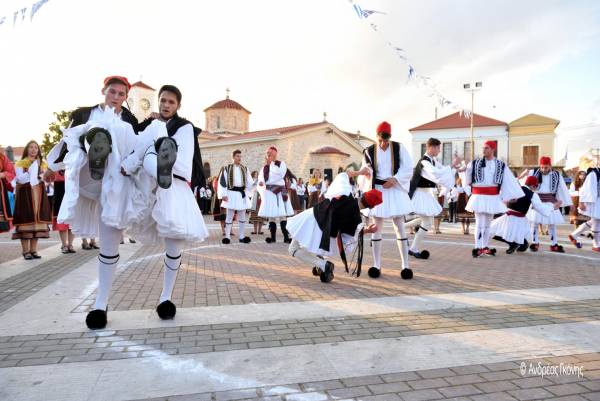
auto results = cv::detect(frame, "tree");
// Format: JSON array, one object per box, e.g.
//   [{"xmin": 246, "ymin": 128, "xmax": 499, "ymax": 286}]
[{"xmin": 40, "ymin": 110, "xmax": 71, "ymax": 156}]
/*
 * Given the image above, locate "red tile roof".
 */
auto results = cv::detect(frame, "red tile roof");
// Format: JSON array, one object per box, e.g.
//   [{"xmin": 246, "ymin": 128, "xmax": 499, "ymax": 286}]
[
  {"xmin": 409, "ymin": 112, "xmax": 508, "ymax": 131},
  {"xmin": 310, "ymin": 146, "xmax": 350, "ymax": 157},
  {"xmin": 204, "ymin": 98, "xmax": 251, "ymax": 114},
  {"xmin": 131, "ymin": 81, "xmax": 155, "ymax": 91},
  {"xmin": 211, "ymin": 122, "xmax": 327, "ymax": 142}
]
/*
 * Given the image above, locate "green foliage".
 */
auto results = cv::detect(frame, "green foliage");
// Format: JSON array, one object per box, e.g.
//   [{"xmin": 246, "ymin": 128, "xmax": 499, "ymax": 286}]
[{"xmin": 40, "ymin": 110, "xmax": 71, "ymax": 156}]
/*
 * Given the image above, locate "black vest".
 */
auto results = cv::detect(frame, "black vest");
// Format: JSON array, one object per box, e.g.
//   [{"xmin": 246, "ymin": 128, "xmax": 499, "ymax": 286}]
[
  {"xmin": 138, "ymin": 114, "xmax": 206, "ymax": 190},
  {"xmin": 364, "ymin": 142, "xmax": 401, "ymax": 189},
  {"xmin": 471, "ymin": 158, "xmax": 505, "ymax": 187},
  {"xmin": 532, "ymin": 168, "xmax": 559, "ymax": 194},
  {"xmin": 587, "ymin": 168, "xmax": 600, "ymax": 197},
  {"xmin": 506, "ymin": 186, "xmax": 534, "ymax": 215},
  {"xmin": 314, "ymin": 195, "xmax": 362, "ymax": 251},
  {"xmin": 409, "ymin": 155, "xmax": 437, "ymax": 199}
]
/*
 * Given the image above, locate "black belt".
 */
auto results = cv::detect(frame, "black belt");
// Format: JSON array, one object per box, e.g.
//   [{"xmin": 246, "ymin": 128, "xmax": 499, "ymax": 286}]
[
  {"xmin": 229, "ymin": 186, "xmax": 246, "ymax": 198},
  {"xmin": 174, "ymin": 174, "xmax": 186, "ymax": 182},
  {"xmin": 374, "ymin": 178, "xmax": 387, "ymax": 186}
]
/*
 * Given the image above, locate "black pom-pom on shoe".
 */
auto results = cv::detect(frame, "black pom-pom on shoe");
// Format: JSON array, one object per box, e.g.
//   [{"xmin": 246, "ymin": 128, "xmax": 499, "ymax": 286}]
[
  {"xmin": 222, "ymin": 238, "xmax": 231, "ymax": 244},
  {"xmin": 86, "ymin": 309, "xmax": 107, "ymax": 330},
  {"xmin": 156, "ymin": 300, "xmax": 176, "ymax": 320},
  {"xmin": 368, "ymin": 267, "xmax": 381, "ymax": 278},
  {"xmin": 312, "ymin": 266, "xmax": 320, "ymax": 276},
  {"xmin": 419, "ymin": 250, "xmax": 430, "ymax": 259},
  {"xmin": 239, "ymin": 237, "xmax": 251, "ymax": 243},
  {"xmin": 401, "ymin": 268, "xmax": 413, "ymax": 280},
  {"xmin": 320, "ymin": 261, "xmax": 335, "ymax": 283}
]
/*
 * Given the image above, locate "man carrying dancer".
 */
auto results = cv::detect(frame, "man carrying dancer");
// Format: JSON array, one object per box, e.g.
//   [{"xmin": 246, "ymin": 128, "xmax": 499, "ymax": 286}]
[
  {"xmin": 569, "ymin": 165, "xmax": 600, "ymax": 252},
  {"xmin": 357, "ymin": 121, "xmax": 414, "ymax": 279},
  {"xmin": 121, "ymin": 85, "xmax": 208, "ymax": 322},
  {"xmin": 217, "ymin": 149, "xmax": 253, "ymax": 244},
  {"xmin": 257, "ymin": 146, "xmax": 294, "ymax": 243},
  {"xmin": 490, "ymin": 175, "xmax": 554, "ymax": 254},
  {"xmin": 405, "ymin": 137, "xmax": 456, "ymax": 259},
  {"xmin": 287, "ymin": 171, "xmax": 381, "ymax": 282},
  {"xmin": 464, "ymin": 141, "xmax": 524, "ymax": 257},
  {"xmin": 522, "ymin": 157, "xmax": 572, "ymax": 252}
]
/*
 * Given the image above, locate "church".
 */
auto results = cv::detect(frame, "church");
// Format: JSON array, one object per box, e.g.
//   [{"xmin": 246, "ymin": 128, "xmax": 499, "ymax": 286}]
[{"xmin": 127, "ymin": 83, "xmax": 372, "ymax": 182}]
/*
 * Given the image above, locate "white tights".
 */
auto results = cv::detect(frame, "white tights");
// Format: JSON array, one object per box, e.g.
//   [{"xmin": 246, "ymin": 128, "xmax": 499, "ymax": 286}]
[
  {"xmin": 474, "ymin": 212, "xmax": 493, "ymax": 249},
  {"xmin": 371, "ymin": 216, "xmax": 410, "ymax": 270},
  {"xmin": 225, "ymin": 209, "xmax": 247, "ymax": 240}
]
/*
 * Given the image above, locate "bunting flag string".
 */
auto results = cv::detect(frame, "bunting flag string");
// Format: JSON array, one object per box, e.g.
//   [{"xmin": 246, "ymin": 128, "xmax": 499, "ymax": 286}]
[
  {"xmin": 0, "ymin": 0, "xmax": 49, "ymax": 29},
  {"xmin": 348, "ymin": 0, "xmax": 472, "ymax": 119}
]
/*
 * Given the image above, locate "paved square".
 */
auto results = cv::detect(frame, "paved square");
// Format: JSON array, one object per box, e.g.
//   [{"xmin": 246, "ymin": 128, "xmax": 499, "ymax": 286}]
[{"xmin": 1, "ymin": 217, "xmax": 599, "ymax": 401}]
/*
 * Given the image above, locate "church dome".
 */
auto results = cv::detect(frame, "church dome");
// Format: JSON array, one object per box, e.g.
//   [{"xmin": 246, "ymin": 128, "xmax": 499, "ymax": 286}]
[{"xmin": 204, "ymin": 98, "xmax": 251, "ymax": 114}]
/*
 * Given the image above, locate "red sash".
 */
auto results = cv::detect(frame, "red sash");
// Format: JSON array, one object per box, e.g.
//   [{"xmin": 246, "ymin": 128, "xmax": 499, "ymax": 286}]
[
  {"xmin": 472, "ymin": 186, "xmax": 499, "ymax": 195},
  {"xmin": 506, "ymin": 210, "xmax": 526, "ymax": 218}
]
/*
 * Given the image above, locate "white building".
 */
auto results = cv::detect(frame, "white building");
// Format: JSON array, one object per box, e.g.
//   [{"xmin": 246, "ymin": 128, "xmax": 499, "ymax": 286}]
[{"xmin": 409, "ymin": 112, "xmax": 509, "ymax": 165}]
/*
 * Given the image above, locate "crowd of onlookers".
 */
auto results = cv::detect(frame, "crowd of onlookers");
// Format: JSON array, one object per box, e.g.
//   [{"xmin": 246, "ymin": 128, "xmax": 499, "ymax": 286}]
[{"xmin": 1, "ymin": 142, "xmax": 594, "ymax": 258}]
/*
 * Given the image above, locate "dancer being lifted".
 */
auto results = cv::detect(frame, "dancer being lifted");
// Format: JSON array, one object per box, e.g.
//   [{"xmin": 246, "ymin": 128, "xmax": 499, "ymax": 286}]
[{"xmin": 357, "ymin": 121, "xmax": 415, "ymax": 279}]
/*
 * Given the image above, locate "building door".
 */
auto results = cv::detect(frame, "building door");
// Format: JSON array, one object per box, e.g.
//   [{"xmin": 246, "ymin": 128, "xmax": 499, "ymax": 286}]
[
  {"xmin": 522, "ymin": 145, "xmax": 539, "ymax": 166},
  {"xmin": 442, "ymin": 142, "xmax": 452, "ymax": 165},
  {"xmin": 324, "ymin": 168, "xmax": 333, "ymax": 182}
]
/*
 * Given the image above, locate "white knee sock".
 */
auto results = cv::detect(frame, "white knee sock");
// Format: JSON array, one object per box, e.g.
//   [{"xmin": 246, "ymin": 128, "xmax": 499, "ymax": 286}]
[
  {"xmin": 93, "ymin": 223, "xmax": 122, "ymax": 311},
  {"xmin": 571, "ymin": 222, "xmax": 591, "ymax": 237},
  {"xmin": 593, "ymin": 219, "xmax": 600, "ymax": 248},
  {"xmin": 225, "ymin": 209, "xmax": 235, "ymax": 239},
  {"xmin": 393, "ymin": 217, "xmax": 410, "ymax": 269},
  {"xmin": 238, "ymin": 210, "xmax": 247, "ymax": 239},
  {"xmin": 289, "ymin": 240, "xmax": 326, "ymax": 270},
  {"xmin": 371, "ymin": 218, "xmax": 384, "ymax": 269},
  {"xmin": 532, "ymin": 222, "xmax": 540, "ymax": 244},
  {"xmin": 410, "ymin": 215, "xmax": 432, "ymax": 252},
  {"xmin": 160, "ymin": 238, "xmax": 185, "ymax": 303},
  {"xmin": 548, "ymin": 224, "xmax": 558, "ymax": 246},
  {"xmin": 481, "ymin": 213, "xmax": 492, "ymax": 248},
  {"xmin": 143, "ymin": 151, "xmax": 158, "ymax": 180},
  {"xmin": 474, "ymin": 213, "xmax": 486, "ymax": 248},
  {"xmin": 404, "ymin": 216, "xmax": 422, "ymax": 230}
]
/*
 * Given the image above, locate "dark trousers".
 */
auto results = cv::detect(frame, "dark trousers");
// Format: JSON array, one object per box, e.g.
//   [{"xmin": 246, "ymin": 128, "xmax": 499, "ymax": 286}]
[{"xmin": 448, "ymin": 201, "xmax": 457, "ymax": 223}]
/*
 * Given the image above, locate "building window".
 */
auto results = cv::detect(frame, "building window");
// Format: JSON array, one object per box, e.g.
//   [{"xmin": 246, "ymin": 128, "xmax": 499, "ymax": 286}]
[
  {"xmin": 324, "ymin": 168, "xmax": 333, "ymax": 182},
  {"xmin": 463, "ymin": 141, "xmax": 472, "ymax": 162},
  {"xmin": 523, "ymin": 145, "xmax": 539, "ymax": 166},
  {"xmin": 216, "ymin": 116, "xmax": 221, "ymax": 129},
  {"xmin": 442, "ymin": 142, "xmax": 452, "ymax": 166},
  {"xmin": 420, "ymin": 143, "xmax": 426, "ymax": 156}
]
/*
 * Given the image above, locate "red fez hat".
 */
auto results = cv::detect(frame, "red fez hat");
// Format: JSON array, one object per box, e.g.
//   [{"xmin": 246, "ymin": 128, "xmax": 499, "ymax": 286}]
[
  {"xmin": 363, "ymin": 189, "xmax": 383, "ymax": 209},
  {"xmin": 268, "ymin": 146, "xmax": 278, "ymax": 152},
  {"xmin": 103, "ymin": 75, "xmax": 131, "ymax": 91},
  {"xmin": 525, "ymin": 176, "xmax": 539, "ymax": 187},
  {"xmin": 484, "ymin": 140, "xmax": 497, "ymax": 150},
  {"xmin": 539, "ymin": 156, "xmax": 552, "ymax": 166},
  {"xmin": 376, "ymin": 121, "xmax": 391, "ymax": 135}
]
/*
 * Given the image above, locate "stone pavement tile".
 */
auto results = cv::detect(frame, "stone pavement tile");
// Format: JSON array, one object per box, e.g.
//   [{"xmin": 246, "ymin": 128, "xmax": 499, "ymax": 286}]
[
  {"xmin": 438, "ymin": 384, "xmax": 483, "ymax": 397},
  {"xmin": 444, "ymin": 373, "xmax": 487, "ymax": 386},
  {"xmin": 398, "ymin": 388, "xmax": 444, "ymax": 401},
  {"xmin": 327, "ymin": 386, "xmax": 372, "ymax": 399},
  {"xmin": 169, "ymin": 394, "xmax": 213, "ymax": 401},
  {"xmin": 546, "ymin": 384, "xmax": 592, "ymax": 396},
  {"xmin": 416, "ymin": 367, "xmax": 456, "ymax": 379},
  {"xmin": 367, "ymin": 381, "xmax": 411, "ymax": 394},
  {"xmin": 301, "ymin": 379, "xmax": 345, "ymax": 392},
  {"xmin": 381, "ymin": 372, "xmax": 421, "ymax": 382},
  {"xmin": 470, "ymin": 392, "xmax": 519, "ymax": 401},
  {"xmin": 406, "ymin": 378, "xmax": 449, "ymax": 390},
  {"xmin": 340, "ymin": 375, "xmax": 383, "ymax": 387},
  {"xmin": 583, "ymin": 393, "xmax": 600, "ymax": 401},
  {"xmin": 475, "ymin": 380, "xmax": 520, "ymax": 393},
  {"xmin": 214, "ymin": 388, "xmax": 258, "ymax": 401},
  {"xmin": 286, "ymin": 393, "xmax": 328, "ymax": 401},
  {"xmin": 508, "ymin": 387, "xmax": 555, "ymax": 400}
]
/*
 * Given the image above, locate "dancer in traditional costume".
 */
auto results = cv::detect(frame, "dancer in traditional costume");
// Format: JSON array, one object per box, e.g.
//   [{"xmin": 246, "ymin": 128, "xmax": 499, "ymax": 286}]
[
  {"xmin": 568, "ymin": 166, "xmax": 600, "ymax": 251},
  {"xmin": 0, "ymin": 146, "xmax": 15, "ymax": 233},
  {"xmin": 405, "ymin": 138, "xmax": 456, "ymax": 259},
  {"xmin": 307, "ymin": 169, "xmax": 325, "ymax": 208},
  {"xmin": 217, "ymin": 149, "xmax": 253, "ymax": 244},
  {"xmin": 45, "ymin": 76, "xmax": 145, "ymax": 329},
  {"xmin": 568, "ymin": 170, "xmax": 590, "ymax": 245},
  {"xmin": 523, "ymin": 157, "xmax": 572, "ymax": 252},
  {"xmin": 249, "ymin": 171, "xmax": 265, "ymax": 235},
  {"xmin": 464, "ymin": 141, "xmax": 524, "ymax": 257},
  {"xmin": 490, "ymin": 176, "xmax": 554, "ymax": 254},
  {"xmin": 12, "ymin": 140, "xmax": 51, "ymax": 259},
  {"xmin": 357, "ymin": 121, "xmax": 414, "ymax": 279},
  {"xmin": 287, "ymin": 171, "xmax": 381, "ymax": 282},
  {"xmin": 122, "ymin": 85, "xmax": 209, "ymax": 320},
  {"xmin": 257, "ymin": 146, "xmax": 294, "ymax": 243},
  {"xmin": 51, "ymin": 170, "xmax": 76, "ymax": 253}
]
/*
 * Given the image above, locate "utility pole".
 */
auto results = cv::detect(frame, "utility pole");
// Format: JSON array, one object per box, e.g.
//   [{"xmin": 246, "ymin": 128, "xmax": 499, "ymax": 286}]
[{"xmin": 463, "ymin": 81, "xmax": 482, "ymax": 161}]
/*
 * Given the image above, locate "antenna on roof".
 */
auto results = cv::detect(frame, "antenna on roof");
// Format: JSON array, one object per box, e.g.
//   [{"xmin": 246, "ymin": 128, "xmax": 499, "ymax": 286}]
[
  {"xmin": 226, "ymin": 87, "xmax": 230, "ymax": 99},
  {"xmin": 323, "ymin": 111, "xmax": 327, "ymax": 122}
]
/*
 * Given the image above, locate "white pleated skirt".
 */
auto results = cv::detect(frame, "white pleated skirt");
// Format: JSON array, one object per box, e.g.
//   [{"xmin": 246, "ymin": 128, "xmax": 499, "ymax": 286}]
[
  {"xmin": 489, "ymin": 214, "xmax": 530, "ymax": 244},
  {"xmin": 371, "ymin": 185, "xmax": 412, "ymax": 218},
  {"xmin": 580, "ymin": 201, "xmax": 600, "ymax": 220},
  {"xmin": 526, "ymin": 207, "xmax": 564, "ymax": 225},
  {"xmin": 287, "ymin": 209, "xmax": 338, "ymax": 256},
  {"xmin": 258, "ymin": 190, "xmax": 294, "ymax": 218},
  {"xmin": 411, "ymin": 188, "xmax": 442, "ymax": 217},
  {"xmin": 221, "ymin": 190, "xmax": 251, "ymax": 211},
  {"xmin": 466, "ymin": 194, "xmax": 506, "ymax": 215}
]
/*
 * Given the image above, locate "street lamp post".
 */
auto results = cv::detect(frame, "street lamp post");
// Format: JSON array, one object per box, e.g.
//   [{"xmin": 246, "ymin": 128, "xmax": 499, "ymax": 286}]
[{"xmin": 463, "ymin": 81, "xmax": 482, "ymax": 161}]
